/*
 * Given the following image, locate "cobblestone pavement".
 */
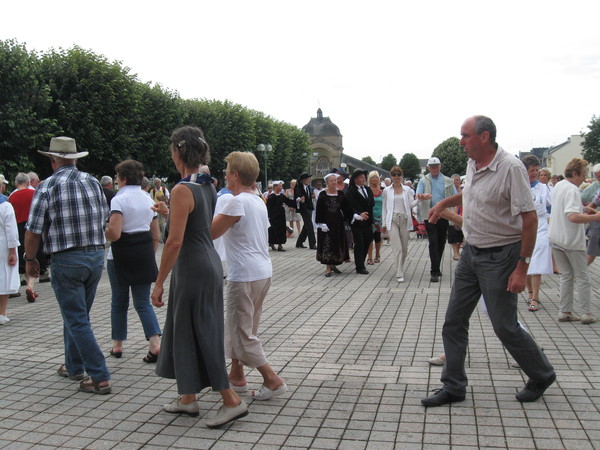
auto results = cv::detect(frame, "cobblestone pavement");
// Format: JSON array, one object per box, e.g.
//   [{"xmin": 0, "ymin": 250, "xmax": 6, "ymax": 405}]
[{"xmin": 1, "ymin": 235, "xmax": 599, "ymax": 449}]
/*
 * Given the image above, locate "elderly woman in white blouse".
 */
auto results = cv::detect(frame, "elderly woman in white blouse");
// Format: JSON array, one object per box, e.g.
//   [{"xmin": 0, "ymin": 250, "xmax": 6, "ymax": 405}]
[{"xmin": 381, "ymin": 166, "xmax": 418, "ymax": 283}]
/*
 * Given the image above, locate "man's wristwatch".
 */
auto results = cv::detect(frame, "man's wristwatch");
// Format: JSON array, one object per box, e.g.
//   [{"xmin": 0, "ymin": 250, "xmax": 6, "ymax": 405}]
[
  {"xmin": 518, "ymin": 256, "xmax": 531, "ymax": 264},
  {"xmin": 23, "ymin": 253, "xmax": 37, "ymax": 262}
]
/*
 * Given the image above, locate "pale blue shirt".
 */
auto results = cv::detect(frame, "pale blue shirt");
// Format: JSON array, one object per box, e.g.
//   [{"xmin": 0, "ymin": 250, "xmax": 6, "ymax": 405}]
[{"xmin": 416, "ymin": 174, "xmax": 451, "ymax": 207}]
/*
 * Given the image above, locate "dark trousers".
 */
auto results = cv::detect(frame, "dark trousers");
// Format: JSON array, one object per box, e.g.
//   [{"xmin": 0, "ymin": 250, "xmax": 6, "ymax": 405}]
[
  {"xmin": 17, "ymin": 222, "xmax": 47, "ymax": 275},
  {"xmin": 441, "ymin": 242, "xmax": 555, "ymax": 396},
  {"xmin": 351, "ymin": 225, "xmax": 373, "ymax": 271},
  {"xmin": 425, "ymin": 218, "xmax": 449, "ymax": 276},
  {"xmin": 296, "ymin": 209, "xmax": 316, "ymax": 248}
]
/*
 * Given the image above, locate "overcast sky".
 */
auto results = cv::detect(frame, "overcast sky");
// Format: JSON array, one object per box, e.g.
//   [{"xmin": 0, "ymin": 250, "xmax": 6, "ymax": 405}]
[{"xmin": 2, "ymin": 0, "xmax": 599, "ymax": 162}]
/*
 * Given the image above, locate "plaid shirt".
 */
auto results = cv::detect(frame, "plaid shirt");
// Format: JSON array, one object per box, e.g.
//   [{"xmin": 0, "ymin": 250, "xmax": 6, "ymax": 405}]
[{"xmin": 26, "ymin": 165, "xmax": 108, "ymax": 254}]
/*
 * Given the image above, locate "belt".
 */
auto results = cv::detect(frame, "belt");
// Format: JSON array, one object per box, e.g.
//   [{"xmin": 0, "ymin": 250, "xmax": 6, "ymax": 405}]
[
  {"xmin": 470, "ymin": 244, "xmax": 505, "ymax": 253},
  {"xmin": 54, "ymin": 245, "xmax": 105, "ymax": 255}
]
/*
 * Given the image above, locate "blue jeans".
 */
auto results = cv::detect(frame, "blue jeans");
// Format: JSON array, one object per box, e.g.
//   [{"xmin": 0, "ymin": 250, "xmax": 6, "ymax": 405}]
[
  {"xmin": 107, "ymin": 259, "xmax": 161, "ymax": 341},
  {"xmin": 51, "ymin": 248, "xmax": 110, "ymax": 382}
]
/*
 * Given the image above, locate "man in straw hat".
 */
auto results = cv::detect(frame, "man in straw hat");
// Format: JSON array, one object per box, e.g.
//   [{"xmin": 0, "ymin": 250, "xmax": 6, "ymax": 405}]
[{"xmin": 25, "ymin": 136, "xmax": 112, "ymax": 394}]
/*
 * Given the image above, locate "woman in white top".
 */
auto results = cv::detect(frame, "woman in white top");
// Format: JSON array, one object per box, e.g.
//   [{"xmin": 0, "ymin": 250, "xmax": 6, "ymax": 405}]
[
  {"xmin": 0, "ymin": 198, "xmax": 19, "ymax": 325},
  {"xmin": 212, "ymin": 151, "xmax": 288, "ymax": 401},
  {"xmin": 381, "ymin": 166, "xmax": 418, "ymax": 283},
  {"xmin": 105, "ymin": 160, "xmax": 161, "ymax": 361},
  {"xmin": 521, "ymin": 156, "xmax": 553, "ymax": 312}
]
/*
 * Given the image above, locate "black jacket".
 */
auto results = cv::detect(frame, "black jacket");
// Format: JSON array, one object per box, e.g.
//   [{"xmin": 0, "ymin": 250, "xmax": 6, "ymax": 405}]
[{"xmin": 343, "ymin": 184, "xmax": 374, "ymax": 228}]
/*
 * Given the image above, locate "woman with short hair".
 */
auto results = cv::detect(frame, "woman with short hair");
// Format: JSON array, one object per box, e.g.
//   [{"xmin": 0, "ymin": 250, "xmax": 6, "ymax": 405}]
[
  {"xmin": 212, "ymin": 151, "xmax": 288, "ymax": 401},
  {"xmin": 105, "ymin": 159, "xmax": 162, "ymax": 362},
  {"xmin": 316, "ymin": 173, "xmax": 348, "ymax": 276},
  {"xmin": 521, "ymin": 155, "xmax": 553, "ymax": 311},
  {"xmin": 381, "ymin": 166, "xmax": 417, "ymax": 283},
  {"xmin": 366, "ymin": 171, "xmax": 383, "ymax": 265}
]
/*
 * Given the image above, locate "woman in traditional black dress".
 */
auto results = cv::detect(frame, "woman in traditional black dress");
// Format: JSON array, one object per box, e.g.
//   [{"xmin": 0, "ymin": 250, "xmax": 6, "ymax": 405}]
[
  {"xmin": 266, "ymin": 181, "xmax": 296, "ymax": 251},
  {"xmin": 315, "ymin": 173, "xmax": 348, "ymax": 276}
]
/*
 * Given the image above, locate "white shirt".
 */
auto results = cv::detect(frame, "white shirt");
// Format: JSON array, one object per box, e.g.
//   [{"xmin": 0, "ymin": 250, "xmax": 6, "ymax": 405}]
[
  {"xmin": 549, "ymin": 179, "xmax": 586, "ymax": 251},
  {"xmin": 213, "ymin": 192, "xmax": 234, "ymax": 262},
  {"xmin": 220, "ymin": 192, "xmax": 272, "ymax": 282},
  {"xmin": 107, "ymin": 185, "xmax": 156, "ymax": 260}
]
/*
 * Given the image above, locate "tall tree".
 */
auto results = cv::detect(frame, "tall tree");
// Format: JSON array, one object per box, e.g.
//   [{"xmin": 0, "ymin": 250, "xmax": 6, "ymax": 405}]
[
  {"xmin": 0, "ymin": 39, "xmax": 56, "ymax": 179},
  {"xmin": 398, "ymin": 152, "xmax": 422, "ymax": 181},
  {"xmin": 583, "ymin": 115, "xmax": 600, "ymax": 164},
  {"xmin": 431, "ymin": 137, "xmax": 467, "ymax": 177},
  {"xmin": 361, "ymin": 155, "xmax": 376, "ymax": 165},
  {"xmin": 380, "ymin": 153, "xmax": 397, "ymax": 171}
]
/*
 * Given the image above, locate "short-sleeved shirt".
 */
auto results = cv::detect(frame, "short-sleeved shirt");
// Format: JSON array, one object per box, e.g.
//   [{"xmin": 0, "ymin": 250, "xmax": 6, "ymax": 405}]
[
  {"xmin": 26, "ymin": 165, "xmax": 108, "ymax": 254},
  {"xmin": 8, "ymin": 188, "xmax": 35, "ymax": 223},
  {"xmin": 220, "ymin": 192, "xmax": 272, "ymax": 282},
  {"xmin": 107, "ymin": 185, "xmax": 157, "ymax": 260},
  {"xmin": 462, "ymin": 147, "xmax": 534, "ymax": 248},
  {"xmin": 548, "ymin": 179, "xmax": 586, "ymax": 251}
]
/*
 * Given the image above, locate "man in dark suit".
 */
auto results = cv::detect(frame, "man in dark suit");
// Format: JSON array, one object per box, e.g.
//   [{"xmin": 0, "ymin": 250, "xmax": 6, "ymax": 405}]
[
  {"xmin": 343, "ymin": 169, "xmax": 374, "ymax": 274},
  {"xmin": 294, "ymin": 173, "xmax": 316, "ymax": 249}
]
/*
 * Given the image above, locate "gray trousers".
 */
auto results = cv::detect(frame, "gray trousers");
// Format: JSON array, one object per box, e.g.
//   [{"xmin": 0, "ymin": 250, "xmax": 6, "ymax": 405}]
[
  {"xmin": 441, "ymin": 242, "xmax": 555, "ymax": 396},
  {"xmin": 552, "ymin": 247, "xmax": 592, "ymax": 314}
]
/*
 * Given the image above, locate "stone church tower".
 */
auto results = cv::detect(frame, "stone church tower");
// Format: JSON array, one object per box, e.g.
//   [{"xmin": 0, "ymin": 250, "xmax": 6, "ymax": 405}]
[{"xmin": 302, "ymin": 108, "xmax": 343, "ymax": 178}]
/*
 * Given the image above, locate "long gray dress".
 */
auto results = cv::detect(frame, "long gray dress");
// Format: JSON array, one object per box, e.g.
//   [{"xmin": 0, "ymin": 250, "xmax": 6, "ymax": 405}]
[{"xmin": 155, "ymin": 181, "xmax": 229, "ymax": 394}]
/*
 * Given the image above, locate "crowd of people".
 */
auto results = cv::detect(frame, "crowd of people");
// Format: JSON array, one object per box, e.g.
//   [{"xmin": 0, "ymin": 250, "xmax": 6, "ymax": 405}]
[{"xmin": 1, "ymin": 114, "xmax": 599, "ymax": 427}]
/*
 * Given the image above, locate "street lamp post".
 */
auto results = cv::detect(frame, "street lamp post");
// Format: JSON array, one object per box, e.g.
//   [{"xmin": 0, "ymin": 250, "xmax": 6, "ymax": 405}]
[{"xmin": 257, "ymin": 143, "xmax": 272, "ymax": 189}]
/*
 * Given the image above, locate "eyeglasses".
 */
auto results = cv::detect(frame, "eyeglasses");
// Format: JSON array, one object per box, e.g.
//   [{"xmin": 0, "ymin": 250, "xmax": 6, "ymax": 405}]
[{"xmin": 391, "ymin": 174, "xmax": 402, "ymax": 177}]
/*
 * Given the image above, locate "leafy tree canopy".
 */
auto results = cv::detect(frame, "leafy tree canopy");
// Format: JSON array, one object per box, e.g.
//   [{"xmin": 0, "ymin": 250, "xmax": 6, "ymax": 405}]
[
  {"xmin": 361, "ymin": 155, "xmax": 376, "ymax": 165},
  {"xmin": 583, "ymin": 115, "xmax": 600, "ymax": 164},
  {"xmin": 398, "ymin": 152, "xmax": 421, "ymax": 181},
  {"xmin": 430, "ymin": 137, "xmax": 467, "ymax": 177},
  {"xmin": 380, "ymin": 153, "xmax": 397, "ymax": 171},
  {"xmin": 0, "ymin": 39, "xmax": 311, "ymax": 189}
]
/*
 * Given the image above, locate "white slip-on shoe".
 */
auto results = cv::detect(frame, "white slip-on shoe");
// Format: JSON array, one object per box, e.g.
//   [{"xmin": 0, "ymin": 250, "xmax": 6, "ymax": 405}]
[
  {"xmin": 230, "ymin": 383, "xmax": 249, "ymax": 393},
  {"xmin": 163, "ymin": 397, "xmax": 200, "ymax": 417},
  {"xmin": 205, "ymin": 399, "xmax": 248, "ymax": 428},
  {"xmin": 397, "ymin": 277, "xmax": 404, "ymax": 283},
  {"xmin": 0, "ymin": 315, "xmax": 10, "ymax": 325},
  {"xmin": 581, "ymin": 314, "xmax": 597, "ymax": 324},
  {"xmin": 558, "ymin": 312, "xmax": 581, "ymax": 322},
  {"xmin": 252, "ymin": 383, "xmax": 289, "ymax": 401},
  {"xmin": 427, "ymin": 356, "xmax": 445, "ymax": 366}
]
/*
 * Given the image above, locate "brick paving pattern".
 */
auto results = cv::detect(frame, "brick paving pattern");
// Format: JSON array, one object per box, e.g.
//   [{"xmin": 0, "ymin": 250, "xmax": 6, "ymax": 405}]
[{"xmin": 1, "ymin": 235, "xmax": 599, "ymax": 449}]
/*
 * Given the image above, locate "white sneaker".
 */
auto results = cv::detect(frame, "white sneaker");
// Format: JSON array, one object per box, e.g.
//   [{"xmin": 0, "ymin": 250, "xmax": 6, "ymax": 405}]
[
  {"xmin": 581, "ymin": 314, "xmax": 597, "ymax": 324},
  {"xmin": 558, "ymin": 312, "xmax": 581, "ymax": 322},
  {"xmin": 163, "ymin": 397, "xmax": 199, "ymax": 417},
  {"xmin": 205, "ymin": 399, "xmax": 249, "ymax": 428},
  {"xmin": 397, "ymin": 277, "xmax": 404, "ymax": 283},
  {"xmin": 0, "ymin": 315, "xmax": 10, "ymax": 325}
]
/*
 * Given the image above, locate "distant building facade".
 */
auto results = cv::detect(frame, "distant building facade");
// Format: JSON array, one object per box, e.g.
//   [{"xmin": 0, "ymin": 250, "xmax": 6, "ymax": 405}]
[{"xmin": 302, "ymin": 108, "xmax": 390, "ymax": 181}]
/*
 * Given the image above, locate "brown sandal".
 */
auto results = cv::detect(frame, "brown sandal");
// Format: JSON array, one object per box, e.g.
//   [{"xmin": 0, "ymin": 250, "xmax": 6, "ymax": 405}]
[{"xmin": 78, "ymin": 377, "xmax": 111, "ymax": 395}]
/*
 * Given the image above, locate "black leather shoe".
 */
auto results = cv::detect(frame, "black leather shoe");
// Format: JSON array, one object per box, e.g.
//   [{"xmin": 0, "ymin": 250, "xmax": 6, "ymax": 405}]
[
  {"xmin": 421, "ymin": 388, "xmax": 465, "ymax": 407},
  {"xmin": 356, "ymin": 269, "xmax": 369, "ymax": 275},
  {"xmin": 296, "ymin": 244, "xmax": 307, "ymax": 248},
  {"xmin": 309, "ymin": 246, "xmax": 317, "ymax": 250},
  {"xmin": 516, "ymin": 373, "xmax": 556, "ymax": 402},
  {"xmin": 430, "ymin": 275, "xmax": 439, "ymax": 282}
]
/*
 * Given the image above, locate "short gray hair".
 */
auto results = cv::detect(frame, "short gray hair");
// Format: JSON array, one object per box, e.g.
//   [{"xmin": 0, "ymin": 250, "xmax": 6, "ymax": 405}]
[
  {"xmin": 593, "ymin": 164, "xmax": 600, "ymax": 174},
  {"xmin": 100, "ymin": 176, "xmax": 113, "ymax": 187},
  {"xmin": 15, "ymin": 172, "xmax": 30, "ymax": 186},
  {"xmin": 27, "ymin": 171, "xmax": 39, "ymax": 182},
  {"xmin": 473, "ymin": 115, "xmax": 497, "ymax": 143},
  {"xmin": 141, "ymin": 177, "xmax": 151, "ymax": 189}
]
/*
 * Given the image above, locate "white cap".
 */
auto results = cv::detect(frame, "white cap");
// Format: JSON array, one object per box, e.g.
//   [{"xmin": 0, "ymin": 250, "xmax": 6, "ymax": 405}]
[{"xmin": 428, "ymin": 157, "xmax": 441, "ymax": 166}]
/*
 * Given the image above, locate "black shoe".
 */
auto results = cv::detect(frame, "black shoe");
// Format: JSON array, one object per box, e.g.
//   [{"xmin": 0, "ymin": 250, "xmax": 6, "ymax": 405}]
[
  {"xmin": 421, "ymin": 388, "xmax": 465, "ymax": 407},
  {"xmin": 332, "ymin": 267, "xmax": 341, "ymax": 274},
  {"xmin": 309, "ymin": 246, "xmax": 317, "ymax": 250},
  {"xmin": 356, "ymin": 269, "xmax": 369, "ymax": 275},
  {"xmin": 516, "ymin": 373, "xmax": 556, "ymax": 402},
  {"xmin": 9, "ymin": 292, "xmax": 21, "ymax": 298},
  {"xmin": 430, "ymin": 275, "xmax": 439, "ymax": 282},
  {"xmin": 296, "ymin": 244, "xmax": 307, "ymax": 248}
]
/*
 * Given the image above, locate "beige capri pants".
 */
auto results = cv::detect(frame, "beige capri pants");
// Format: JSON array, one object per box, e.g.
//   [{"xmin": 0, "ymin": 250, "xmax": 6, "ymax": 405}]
[{"xmin": 225, "ymin": 277, "xmax": 272, "ymax": 368}]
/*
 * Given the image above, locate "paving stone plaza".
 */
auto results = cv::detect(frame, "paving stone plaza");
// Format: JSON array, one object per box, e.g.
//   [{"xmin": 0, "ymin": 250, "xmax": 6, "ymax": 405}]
[{"xmin": 1, "ymin": 235, "xmax": 599, "ymax": 449}]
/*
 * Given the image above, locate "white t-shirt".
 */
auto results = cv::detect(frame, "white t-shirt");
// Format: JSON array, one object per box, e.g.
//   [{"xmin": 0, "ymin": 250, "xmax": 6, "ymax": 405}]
[
  {"xmin": 548, "ymin": 179, "xmax": 585, "ymax": 251},
  {"xmin": 220, "ymin": 192, "xmax": 272, "ymax": 282},
  {"xmin": 107, "ymin": 185, "xmax": 157, "ymax": 260},
  {"xmin": 213, "ymin": 192, "xmax": 234, "ymax": 262}
]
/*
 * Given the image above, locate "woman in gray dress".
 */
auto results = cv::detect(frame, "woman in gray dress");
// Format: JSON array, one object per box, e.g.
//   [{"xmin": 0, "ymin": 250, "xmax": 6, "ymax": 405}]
[{"xmin": 151, "ymin": 126, "xmax": 248, "ymax": 428}]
